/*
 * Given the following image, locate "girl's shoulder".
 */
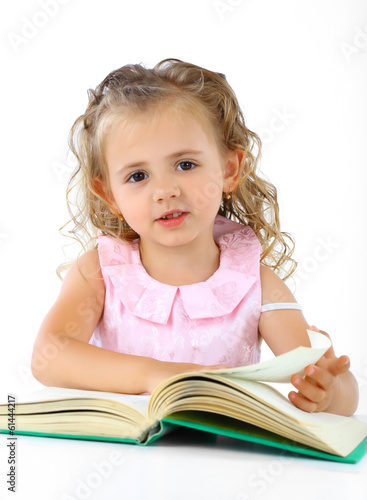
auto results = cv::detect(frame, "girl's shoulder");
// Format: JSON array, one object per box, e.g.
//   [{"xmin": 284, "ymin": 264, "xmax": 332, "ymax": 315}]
[
  {"xmin": 53, "ymin": 249, "xmax": 105, "ymax": 327},
  {"xmin": 76, "ymin": 248, "xmax": 102, "ymax": 276},
  {"xmin": 63, "ymin": 248, "xmax": 104, "ymax": 296},
  {"xmin": 259, "ymin": 264, "xmax": 296, "ymax": 304}
]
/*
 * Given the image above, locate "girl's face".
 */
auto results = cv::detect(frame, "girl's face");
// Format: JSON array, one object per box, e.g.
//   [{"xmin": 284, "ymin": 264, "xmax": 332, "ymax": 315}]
[{"xmin": 101, "ymin": 106, "xmax": 240, "ymax": 252}]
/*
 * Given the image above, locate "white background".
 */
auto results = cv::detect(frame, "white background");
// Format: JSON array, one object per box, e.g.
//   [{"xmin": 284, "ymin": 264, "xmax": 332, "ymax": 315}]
[{"xmin": 0, "ymin": 1, "xmax": 366, "ymax": 498}]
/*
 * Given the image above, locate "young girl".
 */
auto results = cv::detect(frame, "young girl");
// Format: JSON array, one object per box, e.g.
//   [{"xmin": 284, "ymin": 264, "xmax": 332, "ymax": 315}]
[{"xmin": 32, "ymin": 58, "xmax": 358, "ymax": 416}]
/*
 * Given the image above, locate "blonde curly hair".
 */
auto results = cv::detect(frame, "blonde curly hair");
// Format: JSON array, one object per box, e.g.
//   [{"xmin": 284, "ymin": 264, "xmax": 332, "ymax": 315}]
[{"xmin": 58, "ymin": 58, "xmax": 297, "ymax": 280}]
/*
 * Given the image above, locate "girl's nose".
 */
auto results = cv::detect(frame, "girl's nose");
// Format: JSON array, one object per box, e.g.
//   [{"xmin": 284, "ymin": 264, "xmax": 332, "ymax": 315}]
[{"xmin": 152, "ymin": 179, "xmax": 181, "ymax": 203}]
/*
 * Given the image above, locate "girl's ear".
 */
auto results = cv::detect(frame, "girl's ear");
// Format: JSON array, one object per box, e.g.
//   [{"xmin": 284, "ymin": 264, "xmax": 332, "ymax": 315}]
[
  {"xmin": 223, "ymin": 148, "xmax": 244, "ymax": 192},
  {"xmin": 93, "ymin": 176, "xmax": 120, "ymax": 215}
]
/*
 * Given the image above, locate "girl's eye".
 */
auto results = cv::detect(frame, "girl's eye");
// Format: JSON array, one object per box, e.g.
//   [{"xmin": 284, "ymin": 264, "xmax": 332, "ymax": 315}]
[
  {"xmin": 127, "ymin": 171, "xmax": 147, "ymax": 183},
  {"xmin": 177, "ymin": 161, "xmax": 196, "ymax": 171}
]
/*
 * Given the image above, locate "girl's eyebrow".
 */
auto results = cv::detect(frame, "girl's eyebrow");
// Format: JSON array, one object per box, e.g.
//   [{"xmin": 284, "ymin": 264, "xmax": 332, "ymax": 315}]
[{"xmin": 116, "ymin": 150, "xmax": 204, "ymax": 175}]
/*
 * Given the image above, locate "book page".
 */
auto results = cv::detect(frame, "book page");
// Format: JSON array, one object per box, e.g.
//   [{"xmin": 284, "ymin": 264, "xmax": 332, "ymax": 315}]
[
  {"xmin": 5, "ymin": 387, "xmax": 150, "ymax": 417},
  {"xmin": 204, "ymin": 329, "xmax": 331, "ymax": 383},
  {"xmin": 213, "ymin": 378, "xmax": 367, "ymax": 456}
]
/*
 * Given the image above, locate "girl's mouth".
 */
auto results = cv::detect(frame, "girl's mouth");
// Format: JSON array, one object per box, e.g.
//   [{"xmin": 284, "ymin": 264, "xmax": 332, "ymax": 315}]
[
  {"xmin": 156, "ymin": 212, "xmax": 188, "ymax": 227},
  {"xmin": 160, "ymin": 212, "xmax": 183, "ymax": 220}
]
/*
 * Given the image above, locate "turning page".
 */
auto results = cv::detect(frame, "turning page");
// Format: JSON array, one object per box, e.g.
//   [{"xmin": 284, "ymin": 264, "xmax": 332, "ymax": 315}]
[{"xmin": 204, "ymin": 329, "xmax": 331, "ymax": 383}]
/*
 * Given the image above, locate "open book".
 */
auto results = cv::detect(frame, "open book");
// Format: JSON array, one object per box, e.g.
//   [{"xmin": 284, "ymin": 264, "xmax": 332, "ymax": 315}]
[{"xmin": 1, "ymin": 330, "xmax": 366, "ymax": 463}]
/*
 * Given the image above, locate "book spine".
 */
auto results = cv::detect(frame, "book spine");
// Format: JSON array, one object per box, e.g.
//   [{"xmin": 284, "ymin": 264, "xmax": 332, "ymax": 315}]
[{"xmin": 137, "ymin": 421, "xmax": 162, "ymax": 445}]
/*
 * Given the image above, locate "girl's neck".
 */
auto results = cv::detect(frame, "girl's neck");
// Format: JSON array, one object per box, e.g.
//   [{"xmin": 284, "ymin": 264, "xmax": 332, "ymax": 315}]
[{"xmin": 139, "ymin": 238, "xmax": 220, "ymax": 286}]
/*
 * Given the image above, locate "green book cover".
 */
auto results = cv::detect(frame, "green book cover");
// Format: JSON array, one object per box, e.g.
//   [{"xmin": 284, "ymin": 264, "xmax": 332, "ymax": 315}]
[{"xmin": 1, "ymin": 416, "xmax": 366, "ymax": 464}]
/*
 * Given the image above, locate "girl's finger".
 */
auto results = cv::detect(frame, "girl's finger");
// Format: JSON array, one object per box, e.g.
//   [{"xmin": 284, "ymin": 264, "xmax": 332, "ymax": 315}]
[
  {"xmin": 332, "ymin": 355, "xmax": 350, "ymax": 376},
  {"xmin": 288, "ymin": 391, "xmax": 318, "ymax": 413},
  {"xmin": 318, "ymin": 355, "xmax": 350, "ymax": 377},
  {"xmin": 291, "ymin": 374, "xmax": 327, "ymax": 403},
  {"xmin": 304, "ymin": 364, "xmax": 334, "ymax": 391}
]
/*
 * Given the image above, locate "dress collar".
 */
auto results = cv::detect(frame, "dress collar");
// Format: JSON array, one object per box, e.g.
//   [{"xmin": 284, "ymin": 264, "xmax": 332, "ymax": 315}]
[{"xmin": 98, "ymin": 215, "xmax": 261, "ymax": 324}]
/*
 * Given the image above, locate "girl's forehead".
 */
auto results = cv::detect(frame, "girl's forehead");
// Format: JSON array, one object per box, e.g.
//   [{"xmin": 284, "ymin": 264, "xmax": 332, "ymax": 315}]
[{"xmin": 106, "ymin": 105, "xmax": 218, "ymax": 147}]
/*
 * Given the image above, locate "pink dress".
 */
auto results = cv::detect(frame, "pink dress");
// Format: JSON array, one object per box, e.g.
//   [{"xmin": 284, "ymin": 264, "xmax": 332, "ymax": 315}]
[{"xmin": 89, "ymin": 215, "xmax": 262, "ymax": 367}]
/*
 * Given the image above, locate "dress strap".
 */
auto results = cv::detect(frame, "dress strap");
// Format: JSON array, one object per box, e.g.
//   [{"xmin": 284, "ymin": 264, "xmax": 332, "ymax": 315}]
[{"xmin": 261, "ymin": 302, "xmax": 302, "ymax": 313}]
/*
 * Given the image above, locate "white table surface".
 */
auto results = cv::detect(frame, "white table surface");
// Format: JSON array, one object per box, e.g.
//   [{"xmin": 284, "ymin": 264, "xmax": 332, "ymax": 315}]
[{"xmin": 1, "ymin": 422, "xmax": 366, "ymax": 500}]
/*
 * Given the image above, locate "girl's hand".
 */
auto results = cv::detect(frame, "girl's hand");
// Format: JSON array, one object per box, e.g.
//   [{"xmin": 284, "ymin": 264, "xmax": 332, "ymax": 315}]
[
  {"xmin": 146, "ymin": 361, "xmax": 231, "ymax": 394},
  {"xmin": 288, "ymin": 326, "xmax": 351, "ymax": 413}
]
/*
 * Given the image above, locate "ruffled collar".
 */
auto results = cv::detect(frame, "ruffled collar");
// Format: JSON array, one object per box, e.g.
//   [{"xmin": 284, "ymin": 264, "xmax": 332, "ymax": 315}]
[{"xmin": 98, "ymin": 215, "xmax": 261, "ymax": 324}]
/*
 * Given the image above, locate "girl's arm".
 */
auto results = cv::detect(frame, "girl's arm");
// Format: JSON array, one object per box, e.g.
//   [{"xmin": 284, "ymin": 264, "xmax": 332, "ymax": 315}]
[
  {"xmin": 258, "ymin": 265, "xmax": 359, "ymax": 416},
  {"xmin": 32, "ymin": 250, "xmax": 226, "ymax": 395}
]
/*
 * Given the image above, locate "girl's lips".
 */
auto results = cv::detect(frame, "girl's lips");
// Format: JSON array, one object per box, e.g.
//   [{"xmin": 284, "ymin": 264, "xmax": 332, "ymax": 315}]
[{"xmin": 156, "ymin": 212, "xmax": 188, "ymax": 228}]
